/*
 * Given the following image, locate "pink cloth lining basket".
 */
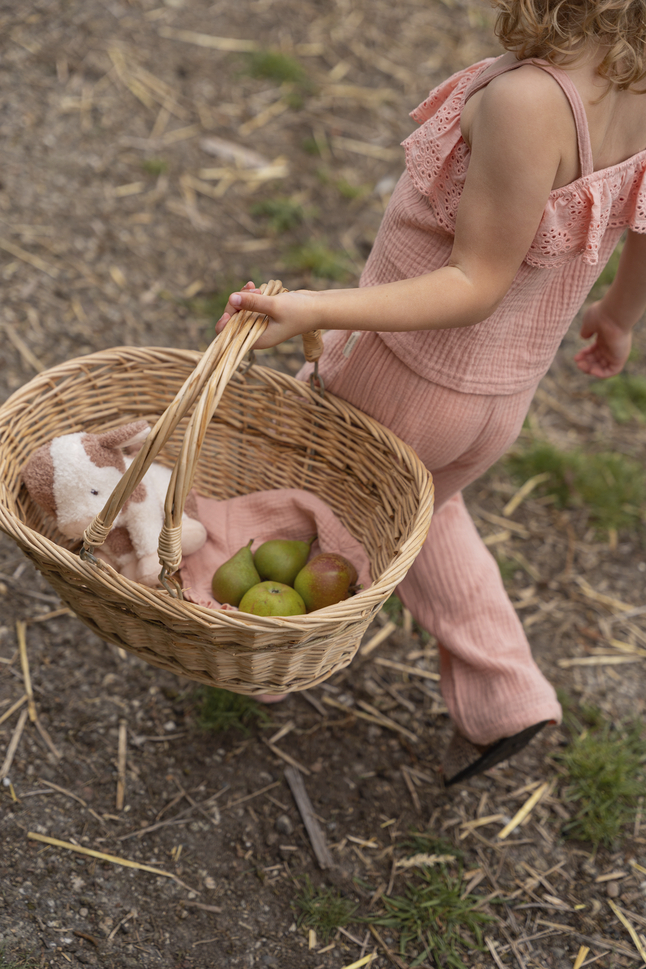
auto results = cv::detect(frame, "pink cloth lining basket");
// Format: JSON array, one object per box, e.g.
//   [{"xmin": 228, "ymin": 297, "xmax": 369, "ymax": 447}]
[{"xmin": 0, "ymin": 281, "xmax": 434, "ymax": 695}]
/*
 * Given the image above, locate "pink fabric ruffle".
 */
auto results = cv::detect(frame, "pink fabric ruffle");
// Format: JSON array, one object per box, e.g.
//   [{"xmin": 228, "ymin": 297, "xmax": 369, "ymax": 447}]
[
  {"xmin": 180, "ymin": 489, "xmax": 372, "ymax": 611},
  {"xmin": 403, "ymin": 59, "xmax": 646, "ymax": 269}
]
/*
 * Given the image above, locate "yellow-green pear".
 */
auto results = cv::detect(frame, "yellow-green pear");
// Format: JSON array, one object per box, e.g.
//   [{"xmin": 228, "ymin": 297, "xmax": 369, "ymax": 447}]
[
  {"xmin": 253, "ymin": 536, "xmax": 316, "ymax": 586},
  {"xmin": 238, "ymin": 581, "xmax": 306, "ymax": 616},
  {"xmin": 211, "ymin": 539, "xmax": 260, "ymax": 606},
  {"xmin": 293, "ymin": 553, "xmax": 358, "ymax": 612}
]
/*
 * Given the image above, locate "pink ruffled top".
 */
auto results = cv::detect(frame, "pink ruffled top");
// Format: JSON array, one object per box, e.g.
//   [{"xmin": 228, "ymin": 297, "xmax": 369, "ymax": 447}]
[
  {"xmin": 362, "ymin": 56, "xmax": 646, "ymax": 394},
  {"xmin": 405, "ymin": 57, "xmax": 646, "ymax": 268}
]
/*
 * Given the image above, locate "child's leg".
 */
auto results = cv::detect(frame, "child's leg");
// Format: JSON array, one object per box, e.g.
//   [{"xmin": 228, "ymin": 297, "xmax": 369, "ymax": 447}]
[
  {"xmin": 297, "ymin": 331, "xmax": 561, "ymax": 746},
  {"xmin": 395, "ymin": 492, "xmax": 561, "ymax": 746}
]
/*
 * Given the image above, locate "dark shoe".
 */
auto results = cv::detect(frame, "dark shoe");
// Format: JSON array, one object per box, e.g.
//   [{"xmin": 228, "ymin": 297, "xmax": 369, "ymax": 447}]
[{"xmin": 443, "ymin": 720, "xmax": 550, "ymax": 787}]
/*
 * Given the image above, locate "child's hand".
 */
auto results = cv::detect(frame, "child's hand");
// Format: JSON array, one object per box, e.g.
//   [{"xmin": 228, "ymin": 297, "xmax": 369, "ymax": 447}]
[
  {"xmin": 215, "ymin": 282, "xmax": 321, "ymax": 349},
  {"xmin": 573, "ymin": 301, "xmax": 633, "ymax": 378},
  {"xmin": 216, "ymin": 281, "xmax": 259, "ymax": 328}
]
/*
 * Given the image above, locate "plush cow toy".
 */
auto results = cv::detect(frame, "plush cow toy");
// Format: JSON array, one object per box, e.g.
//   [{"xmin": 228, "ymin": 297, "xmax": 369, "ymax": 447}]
[{"xmin": 21, "ymin": 420, "xmax": 207, "ymax": 587}]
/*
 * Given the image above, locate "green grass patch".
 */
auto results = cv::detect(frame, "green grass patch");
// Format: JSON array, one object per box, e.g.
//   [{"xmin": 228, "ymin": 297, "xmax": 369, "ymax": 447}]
[
  {"xmin": 141, "ymin": 157, "xmax": 168, "ymax": 177},
  {"xmin": 286, "ymin": 240, "xmax": 350, "ymax": 281},
  {"xmin": 0, "ymin": 950, "xmax": 37, "ymax": 969},
  {"xmin": 302, "ymin": 136, "xmax": 321, "ymax": 155},
  {"xmin": 591, "ymin": 374, "xmax": 646, "ymax": 423},
  {"xmin": 195, "ymin": 687, "xmax": 273, "ymax": 735},
  {"xmin": 365, "ymin": 854, "xmax": 494, "ymax": 968},
  {"xmin": 335, "ymin": 178, "xmax": 370, "ymax": 201},
  {"xmin": 493, "ymin": 550, "xmax": 516, "ymax": 584},
  {"xmin": 250, "ymin": 197, "xmax": 305, "ymax": 233},
  {"xmin": 245, "ymin": 49, "xmax": 308, "ymax": 85},
  {"xmin": 316, "ymin": 167, "xmax": 371, "ymax": 200},
  {"xmin": 382, "ymin": 593, "xmax": 404, "ymax": 623},
  {"xmin": 399, "ymin": 831, "xmax": 457, "ymax": 857},
  {"xmin": 555, "ymin": 707, "xmax": 646, "ymax": 848},
  {"xmin": 293, "ymin": 876, "xmax": 358, "ymax": 942},
  {"xmin": 380, "ymin": 595, "xmax": 432, "ymax": 643},
  {"xmin": 506, "ymin": 440, "xmax": 645, "ymax": 532}
]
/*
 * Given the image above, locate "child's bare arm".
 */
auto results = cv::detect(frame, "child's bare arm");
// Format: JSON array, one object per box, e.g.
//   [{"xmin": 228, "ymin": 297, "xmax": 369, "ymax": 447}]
[
  {"xmin": 217, "ymin": 68, "xmax": 572, "ymax": 348},
  {"xmin": 575, "ymin": 230, "xmax": 646, "ymax": 378}
]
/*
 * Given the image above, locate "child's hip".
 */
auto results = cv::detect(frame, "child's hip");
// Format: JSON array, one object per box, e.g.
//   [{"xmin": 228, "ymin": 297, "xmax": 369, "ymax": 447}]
[{"xmin": 297, "ymin": 330, "xmax": 537, "ymax": 509}]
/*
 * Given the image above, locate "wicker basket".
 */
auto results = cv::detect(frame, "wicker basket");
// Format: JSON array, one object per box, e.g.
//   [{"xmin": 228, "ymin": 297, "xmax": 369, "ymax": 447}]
[{"xmin": 0, "ymin": 281, "xmax": 434, "ymax": 694}]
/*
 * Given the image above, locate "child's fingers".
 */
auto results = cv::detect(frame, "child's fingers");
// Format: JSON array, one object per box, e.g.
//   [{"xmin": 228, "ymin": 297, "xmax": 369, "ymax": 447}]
[
  {"xmin": 574, "ymin": 342, "xmax": 623, "ymax": 378},
  {"xmin": 228, "ymin": 290, "xmax": 279, "ymax": 319}
]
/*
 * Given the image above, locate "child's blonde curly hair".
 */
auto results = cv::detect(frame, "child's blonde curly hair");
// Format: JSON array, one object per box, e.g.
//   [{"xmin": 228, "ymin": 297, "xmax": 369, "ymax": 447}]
[{"xmin": 491, "ymin": 0, "xmax": 646, "ymax": 90}]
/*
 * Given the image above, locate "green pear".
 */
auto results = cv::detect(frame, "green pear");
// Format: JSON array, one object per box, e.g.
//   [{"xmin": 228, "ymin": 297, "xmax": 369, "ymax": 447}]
[
  {"xmin": 254, "ymin": 536, "xmax": 316, "ymax": 586},
  {"xmin": 238, "ymin": 581, "xmax": 306, "ymax": 616},
  {"xmin": 211, "ymin": 539, "xmax": 260, "ymax": 607},
  {"xmin": 293, "ymin": 553, "xmax": 358, "ymax": 612}
]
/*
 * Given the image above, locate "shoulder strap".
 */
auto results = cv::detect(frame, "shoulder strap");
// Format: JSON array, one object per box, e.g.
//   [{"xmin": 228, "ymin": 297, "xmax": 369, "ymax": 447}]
[{"xmin": 464, "ymin": 56, "xmax": 594, "ymax": 177}]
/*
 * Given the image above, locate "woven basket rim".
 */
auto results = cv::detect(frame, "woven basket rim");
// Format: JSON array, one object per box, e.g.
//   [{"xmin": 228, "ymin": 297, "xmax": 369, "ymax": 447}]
[{"xmin": 0, "ymin": 345, "xmax": 434, "ymax": 634}]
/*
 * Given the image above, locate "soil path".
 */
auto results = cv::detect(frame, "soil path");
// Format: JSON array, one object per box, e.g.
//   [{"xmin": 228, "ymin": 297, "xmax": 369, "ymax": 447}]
[{"xmin": 1, "ymin": 2, "xmax": 645, "ymax": 968}]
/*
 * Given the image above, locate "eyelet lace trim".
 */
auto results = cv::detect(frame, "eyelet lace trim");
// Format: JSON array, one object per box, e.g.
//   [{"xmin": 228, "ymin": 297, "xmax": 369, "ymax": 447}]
[{"xmin": 403, "ymin": 61, "xmax": 646, "ymax": 268}]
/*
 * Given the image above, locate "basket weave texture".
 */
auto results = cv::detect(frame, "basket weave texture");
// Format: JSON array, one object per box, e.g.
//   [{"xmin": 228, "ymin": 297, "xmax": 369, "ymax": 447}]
[{"xmin": 0, "ymin": 290, "xmax": 434, "ymax": 695}]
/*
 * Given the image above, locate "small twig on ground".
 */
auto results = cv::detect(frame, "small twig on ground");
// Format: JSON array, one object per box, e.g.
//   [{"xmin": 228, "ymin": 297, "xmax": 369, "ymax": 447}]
[
  {"xmin": 360, "ymin": 621, "xmax": 397, "ymax": 657},
  {"xmin": 116, "ymin": 719, "xmax": 127, "ymax": 811},
  {"xmin": 15, "ymin": 622, "xmax": 61, "ymax": 761},
  {"xmin": 607, "ymin": 899, "xmax": 646, "ymax": 964},
  {"xmin": 116, "ymin": 785, "xmax": 231, "ymax": 840},
  {"xmin": 535, "ymin": 918, "xmax": 642, "ymax": 961},
  {"xmin": 264, "ymin": 740, "xmax": 311, "ymax": 775},
  {"xmin": 498, "ymin": 781, "xmax": 551, "ymax": 839},
  {"xmin": 107, "ymin": 909, "xmax": 137, "ymax": 942},
  {"xmin": 225, "ymin": 780, "xmax": 281, "ymax": 809},
  {"xmin": 16, "ymin": 621, "xmax": 36, "ymax": 722},
  {"xmin": 34, "ymin": 717, "xmax": 62, "ymax": 761},
  {"xmin": 267, "ymin": 720, "xmax": 295, "ymax": 745},
  {"xmin": 0, "ymin": 706, "xmax": 29, "ymax": 780},
  {"xmin": 183, "ymin": 901, "xmax": 223, "ymax": 913},
  {"xmin": 284, "ymin": 766, "xmax": 333, "ymax": 870},
  {"xmin": 498, "ymin": 923, "xmax": 529, "ymax": 969},
  {"xmin": 368, "ymin": 924, "xmax": 408, "ymax": 969},
  {"xmin": 503, "ymin": 472, "xmax": 552, "ymax": 517},
  {"xmin": 573, "ymin": 946, "xmax": 590, "ymax": 969},
  {"xmin": 340, "ymin": 955, "xmax": 377, "ymax": 969},
  {"xmin": 39, "ymin": 779, "xmax": 104, "ymax": 825},
  {"xmin": 170, "ymin": 775, "xmax": 221, "ymax": 828},
  {"xmin": 372, "ymin": 672, "xmax": 416, "ymax": 714},
  {"xmin": 357, "ymin": 700, "xmax": 418, "ymax": 744},
  {"xmin": 29, "ymin": 607, "xmax": 73, "ymax": 623},
  {"xmin": 299, "ymin": 690, "xmax": 327, "ymax": 716},
  {"xmin": 0, "ymin": 693, "xmax": 27, "ymax": 728},
  {"xmin": 400, "ymin": 767, "xmax": 421, "ymax": 813},
  {"xmin": 27, "ymin": 831, "xmax": 200, "ymax": 894},
  {"xmin": 72, "ymin": 930, "xmax": 100, "ymax": 947},
  {"xmin": 486, "ymin": 935, "xmax": 508, "ymax": 969},
  {"xmin": 373, "ymin": 657, "xmax": 440, "ymax": 681}
]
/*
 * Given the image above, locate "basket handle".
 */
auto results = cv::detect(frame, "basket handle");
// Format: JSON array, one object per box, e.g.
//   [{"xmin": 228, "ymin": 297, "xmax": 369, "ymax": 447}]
[
  {"xmin": 81, "ymin": 279, "xmax": 284, "ymax": 558},
  {"xmin": 157, "ymin": 287, "xmax": 326, "ymax": 585},
  {"xmin": 81, "ymin": 280, "xmax": 324, "ymax": 590},
  {"xmin": 302, "ymin": 328, "xmax": 324, "ymax": 363}
]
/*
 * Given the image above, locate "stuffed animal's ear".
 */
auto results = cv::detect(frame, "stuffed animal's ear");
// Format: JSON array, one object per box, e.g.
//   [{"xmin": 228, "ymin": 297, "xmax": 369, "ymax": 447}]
[
  {"xmin": 21, "ymin": 443, "xmax": 57, "ymax": 515},
  {"xmin": 96, "ymin": 421, "xmax": 151, "ymax": 454}
]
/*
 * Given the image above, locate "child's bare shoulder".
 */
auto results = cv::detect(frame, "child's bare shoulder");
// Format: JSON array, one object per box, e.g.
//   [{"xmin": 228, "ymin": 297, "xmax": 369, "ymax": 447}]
[
  {"xmin": 462, "ymin": 62, "xmax": 575, "ymax": 148},
  {"xmin": 483, "ymin": 64, "xmax": 572, "ymax": 119}
]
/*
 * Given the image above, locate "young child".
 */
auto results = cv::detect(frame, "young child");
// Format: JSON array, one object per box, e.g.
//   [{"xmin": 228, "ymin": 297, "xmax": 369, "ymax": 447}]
[{"xmin": 217, "ymin": 0, "xmax": 646, "ymax": 784}]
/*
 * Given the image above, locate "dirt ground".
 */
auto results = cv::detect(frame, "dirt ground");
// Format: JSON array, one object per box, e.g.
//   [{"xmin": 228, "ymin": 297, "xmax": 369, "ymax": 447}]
[{"xmin": 1, "ymin": 1, "xmax": 645, "ymax": 968}]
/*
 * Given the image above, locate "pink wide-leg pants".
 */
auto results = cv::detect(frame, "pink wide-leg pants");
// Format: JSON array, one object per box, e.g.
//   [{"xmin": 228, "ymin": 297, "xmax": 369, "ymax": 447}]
[{"xmin": 298, "ymin": 331, "xmax": 562, "ymax": 745}]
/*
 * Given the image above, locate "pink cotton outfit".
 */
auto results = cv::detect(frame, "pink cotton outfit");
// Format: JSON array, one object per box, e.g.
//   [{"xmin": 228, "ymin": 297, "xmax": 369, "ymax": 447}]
[{"xmin": 298, "ymin": 56, "xmax": 646, "ymax": 746}]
